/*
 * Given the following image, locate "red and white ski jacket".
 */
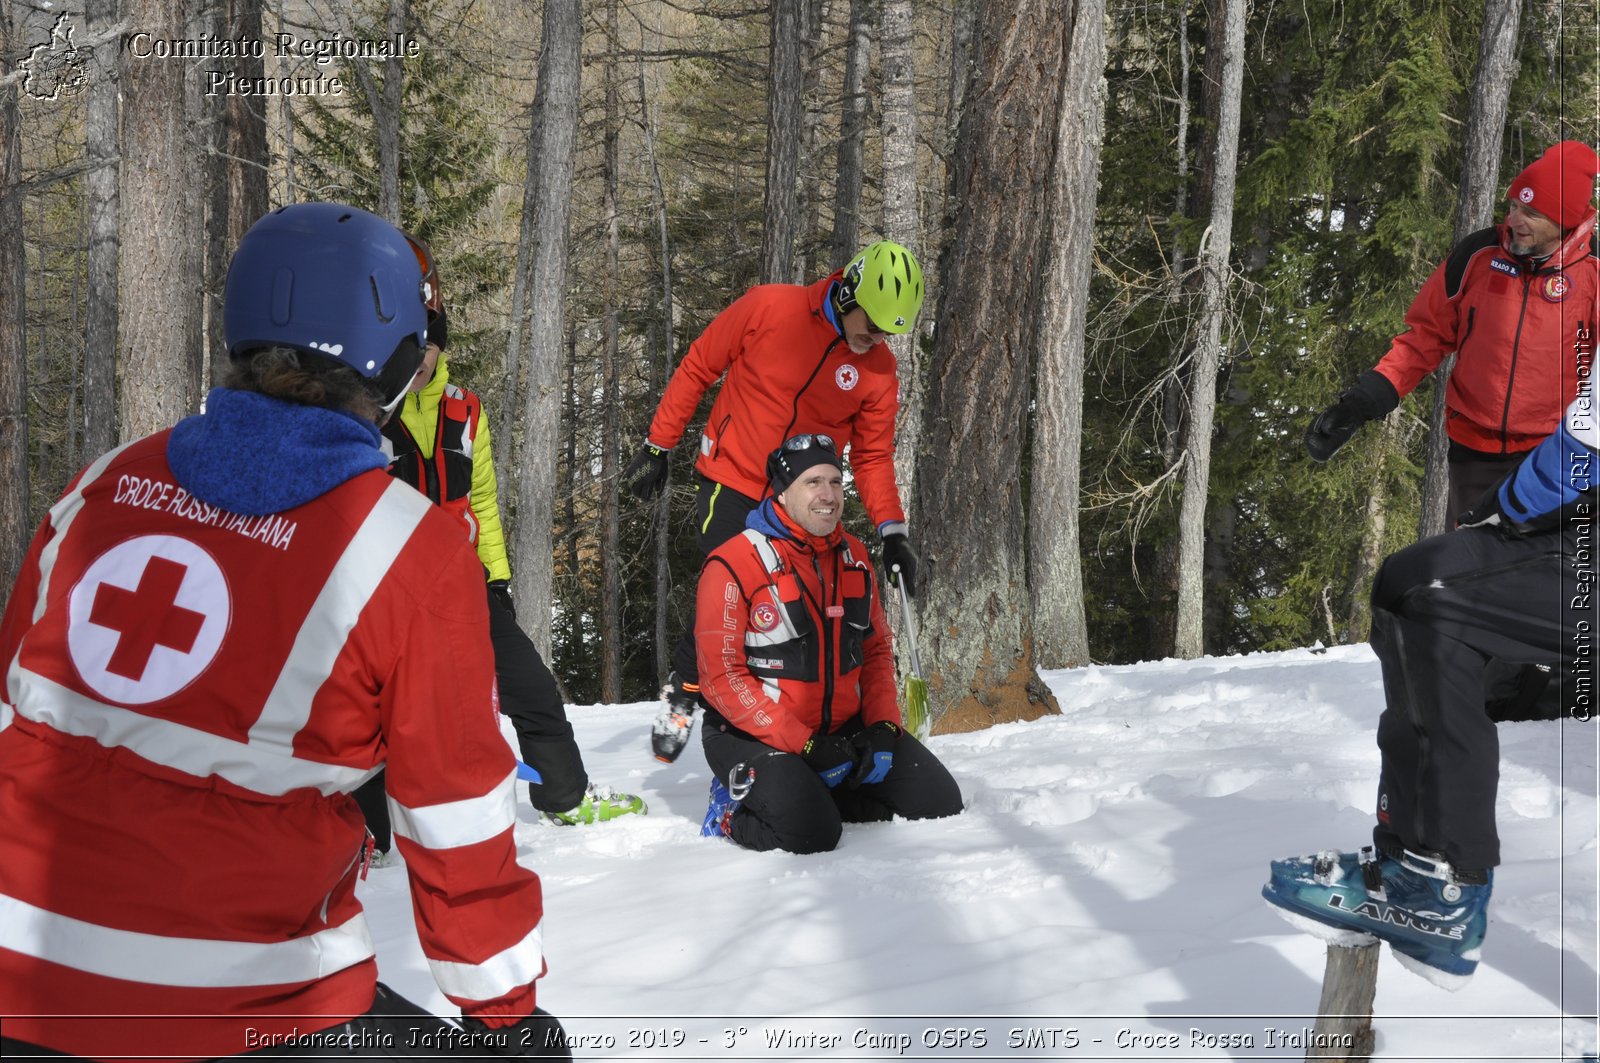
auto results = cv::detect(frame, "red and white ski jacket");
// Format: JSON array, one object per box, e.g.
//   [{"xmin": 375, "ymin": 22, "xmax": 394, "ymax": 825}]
[
  {"xmin": 695, "ymin": 500, "xmax": 900, "ymax": 753},
  {"xmin": 1373, "ymin": 215, "xmax": 1599, "ymax": 454},
  {"xmin": 0, "ymin": 431, "xmax": 544, "ymax": 1061},
  {"xmin": 646, "ymin": 274, "xmax": 908, "ymax": 533}
]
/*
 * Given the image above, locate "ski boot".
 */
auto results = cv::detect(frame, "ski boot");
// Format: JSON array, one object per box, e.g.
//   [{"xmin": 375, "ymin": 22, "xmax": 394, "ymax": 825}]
[
  {"xmin": 542, "ymin": 783, "xmax": 648, "ymax": 826},
  {"xmin": 700, "ymin": 777, "xmax": 741, "ymax": 840},
  {"xmin": 651, "ymin": 671, "xmax": 699, "ymax": 763},
  {"xmin": 1263, "ymin": 845, "xmax": 1491, "ymax": 989}
]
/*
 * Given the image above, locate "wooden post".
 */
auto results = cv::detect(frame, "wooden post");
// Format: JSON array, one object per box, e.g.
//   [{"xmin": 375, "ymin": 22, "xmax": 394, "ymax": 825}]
[{"xmin": 1308, "ymin": 942, "xmax": 1379, "ymax": 1060}]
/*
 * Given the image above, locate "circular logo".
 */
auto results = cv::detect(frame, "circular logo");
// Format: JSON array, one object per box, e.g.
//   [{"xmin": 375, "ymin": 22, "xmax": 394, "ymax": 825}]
[
  {"xmin": 751, "ymin": 602, "xmax": 781, "ymax": 633},
  {"xmin": 67, "ymin": 535, "xmax": 230, "ymax": 705},
  {"xmin": 835, "ymin": 364, "xmax": 859, "ymax": 391},
  {"xmin": 1543, "ymin": 272, "xmax": 1572, "ymax": 302},
  {"xmin": 1519, "ymin": 186, "xmax": 1535, "ymax": 204}
]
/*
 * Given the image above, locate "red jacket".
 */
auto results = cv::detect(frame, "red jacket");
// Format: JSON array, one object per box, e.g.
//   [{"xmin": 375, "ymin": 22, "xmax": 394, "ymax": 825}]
[
  {"xmin": 0, "ymin": 432, "xmax": 543, "ymax": 1060},
  {"xmin": 695, "ymin": 501, "xmax": 899, "ymax": 753},
  {"xmin": 1374, "ymin": 215, "xmax": 1599, "ymax": 454},
  {"xmin": 647, "ymin": 275, "xmax": 907, "ymax": 531}
]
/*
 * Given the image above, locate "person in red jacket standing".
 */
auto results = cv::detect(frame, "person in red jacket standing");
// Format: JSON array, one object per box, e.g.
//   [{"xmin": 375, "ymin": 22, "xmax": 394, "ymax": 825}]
[
  {"xmin": 693, "ymin": 435, "xmax": 962, "ymax": 854},
  {"xmin": 0, "ymin": 203, "xmax": 567, "ymax": 1059},
  {"xmin": 622, "ymin": 241, "xmax": 926, "ymax": 763},
  {"xmin": 1306, "ymin": 139, "xmax": 1599, "ymax": 516}
]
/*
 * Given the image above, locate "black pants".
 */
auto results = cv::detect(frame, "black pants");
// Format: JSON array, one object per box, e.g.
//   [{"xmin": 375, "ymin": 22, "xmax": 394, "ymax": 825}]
[
  {"xmin": 0, "ymin": 983, "xmax": 571, "ymax": 1060},
  {"xmin": 670, "ymin": 475, "xmax": 762, "ymax": 684},
  {"xmin": 702, "ymin": 713, "xmax": 964, "ymax": 853},
  {"xmin": 487, "ymin": 587, "xmax": 588, "ymax": 813},
  {"xmin": 1370, "ymin": 517, "xmax": 1591, "ymax": 871}
]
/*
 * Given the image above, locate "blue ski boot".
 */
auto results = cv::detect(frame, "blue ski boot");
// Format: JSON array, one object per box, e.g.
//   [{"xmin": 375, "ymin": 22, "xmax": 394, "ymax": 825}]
[
  {"xmin": 700, "ymin": 777, "xmax": 741, "ymax": 840},
  {"xmin": 1263, "ymin": 845, "xmax": 1491, "ymax": 990}
]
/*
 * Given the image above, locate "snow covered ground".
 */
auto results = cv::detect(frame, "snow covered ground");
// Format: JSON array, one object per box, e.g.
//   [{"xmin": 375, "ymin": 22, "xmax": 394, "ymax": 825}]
[{"xmin": 359, "ymin": 645, "xmax": 1598, "ymax": 1061}]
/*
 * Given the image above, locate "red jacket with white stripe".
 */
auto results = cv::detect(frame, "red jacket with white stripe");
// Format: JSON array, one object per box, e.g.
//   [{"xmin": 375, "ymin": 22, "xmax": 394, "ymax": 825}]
[
  {"xmin": 695, "ymin": 500, "xmax": 900, "ymax": 754},
  {"xmin": 0, "ymin": 427, "xmax": 543, "ymax": 1060},
  {"xmin": 1373, "ymin": 215, "xmax": 1599, "ymax": 454},
  {"xmin": 646, "ymin": 274, "xmax": 908, "ymax": 533}
]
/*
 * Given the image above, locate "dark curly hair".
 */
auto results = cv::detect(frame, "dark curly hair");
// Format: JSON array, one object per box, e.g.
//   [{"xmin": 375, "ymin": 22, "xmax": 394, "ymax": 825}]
[{"xmin": 222, "ymin": 346, "xmax": 385, "ymax": 421}]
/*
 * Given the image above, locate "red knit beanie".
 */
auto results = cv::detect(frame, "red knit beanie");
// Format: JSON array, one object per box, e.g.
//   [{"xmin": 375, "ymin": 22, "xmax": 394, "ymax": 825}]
[{"xmin": 1506, "ymin": 140, "xmax": 1599, "ymax": 229}]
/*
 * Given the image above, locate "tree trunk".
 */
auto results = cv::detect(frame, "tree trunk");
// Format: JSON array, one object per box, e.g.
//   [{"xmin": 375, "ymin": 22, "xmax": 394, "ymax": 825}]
[
  {"xmin": 83, "ymin": 0, "xmax": 120, "ymax": 460},
  {"xmin": 1029, "ymin": 0, "xmax": 1107, "ymax": 670},
  {"xmin": 1173, "ymin": 0, "xmax": 1245, "ymax": 659},
  {"xmin": 0, "ymin": 0, "xmax": 27, "ymax": 590},
  {"xmin": 1419, "ymin": 0, "xmax": 1523, "ymax": 538},
  {"xmin": 119, "ymin": 0, "xmax": 200, "ymax": 441},
  {"xmin": 599, "ymin": 0, "xmax": 623, "ymax": 703},
  {"xmin": 509, "ymin": 0, "xmax": 581, "ymax": 657},
  {"xmin": 760, "ymin": 0, "xmax": 802, "ymax": 283},
  {"xmin": 880, "ymin": 0, "xmax": 923, "ymax": 496},
  {"xmin": 911, "ymin": 0, "xmax": 1066, "ymax": 733},
  {"xmin": 640, "ymin": 51, "xmax": 677, "ymax": 687},
  {"xmin": 831, "ymin": 0, "xmax": 873, "ymax": 266}
]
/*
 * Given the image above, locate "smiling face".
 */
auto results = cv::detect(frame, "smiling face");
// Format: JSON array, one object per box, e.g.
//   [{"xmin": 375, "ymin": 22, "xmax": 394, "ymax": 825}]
[
  {"xmin": 840, "ymin": 306, "xmax": 891, "ymax": 355},
  {"xmin": 778, "ymin": 465, "xmax": 844, "ymax": 537},
  {"xmin": 1504, "ymin": 200, "xmax": 1564, "ymax": 258}
]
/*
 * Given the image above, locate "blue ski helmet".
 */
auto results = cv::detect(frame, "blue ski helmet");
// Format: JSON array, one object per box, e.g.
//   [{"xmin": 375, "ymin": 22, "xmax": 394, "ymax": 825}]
[{"xmin": 223, "ymin": 203, "xmax": 429, "ymax": 412}]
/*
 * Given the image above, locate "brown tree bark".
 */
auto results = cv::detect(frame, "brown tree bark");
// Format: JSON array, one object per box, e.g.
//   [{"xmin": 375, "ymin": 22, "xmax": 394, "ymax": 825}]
[
  {"xmin": 831, "ymin": 0, "xmax": 874, "ymax": 266},
  {"xmin": 508, "ymin": 0, "xmax": 581, "ymax": 657},
  {"xmin": 759, "ymin": 0, "xmax": 802, "ymax": 283},
  {"xmin": 1419, "ymin": 0, "xmax": 1524, "ymax": 538},
  {"xmin": 0, "ymin": 0, "xmax": 28, "ymax": 591},
  {"xmin": 599, "ymin": 0, "xmax": 623, "ymax": 703},
  {"xmin": 119, "ymin": 0, "xmax": 200, "ymax": 441},
  {"xmin": 1029, "ymin": 0, "xmax": 1108, "ymax": 670},
  {"xmin": 1173, "ymin": 0, "xmax": 1245, "ymax": 659},
  {"xmin": 910, "ymin": 0, "xmax": 1066, "ymax": 733},
  {"xmin": 83, "ymin": 0, "xmax": 120, "ymax": 459}
]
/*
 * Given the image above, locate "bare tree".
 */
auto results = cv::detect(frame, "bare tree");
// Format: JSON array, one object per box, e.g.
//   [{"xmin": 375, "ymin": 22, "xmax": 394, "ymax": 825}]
[
  {"xmin": 119, "ymin": 0, "xmax": 200, "ymax": 440},
  {"xmin": 599, "ymin": 0, "xmax": 623, "ymax": 702},
  {"xmin": 1418, "ymin": 0, "xmax": 1524, "ymax": 538},
  {"xmin": 1029, "ymin": 0, "xmax": 1108, "ymax": 669},
  {"xmin": 880, "ymin": 0, "xmax": 922, "ymax": 494},
  {"xmin": 831, "ymin": 0, "xmax": 874, "ymax": 265},
  {"xmin": 83, "ymin": 0, "xmax": 120, "ymax": 458},
  {"xmin": 760, "ymin": 0, "xmax": 802, "ymax": 283},
  {"xmin": 509, "ymin": 0, "xmax": 582, "ymax": 656},
  {"xmin": 1172, "ymin": 0, "xmax": 1246, "ymax": 659},
  {"xmin": 0, "ymin": 0, "xmax": 27, "ymax": 589},
  {"xmin": 910, "ymin": 0, "xmax": 1066, "ymax": 732}
]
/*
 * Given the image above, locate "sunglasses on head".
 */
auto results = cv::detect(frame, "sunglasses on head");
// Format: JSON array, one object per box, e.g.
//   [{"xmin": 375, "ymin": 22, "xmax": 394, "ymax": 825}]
[{"xmin": 782, "ymin": 433, "xmax": 836, "ymax": 452}]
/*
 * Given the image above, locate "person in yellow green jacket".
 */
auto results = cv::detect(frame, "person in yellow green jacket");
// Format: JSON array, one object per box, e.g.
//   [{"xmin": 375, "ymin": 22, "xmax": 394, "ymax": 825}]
[{"xmin": 358, "ymin": 235, "xmax": 645, "ymax": 841}]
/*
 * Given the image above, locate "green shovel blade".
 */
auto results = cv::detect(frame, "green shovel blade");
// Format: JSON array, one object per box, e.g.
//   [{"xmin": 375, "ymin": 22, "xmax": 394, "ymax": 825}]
[{"xmin": 903, "ymin": 673, "xmax": 930, "ymax": 741}]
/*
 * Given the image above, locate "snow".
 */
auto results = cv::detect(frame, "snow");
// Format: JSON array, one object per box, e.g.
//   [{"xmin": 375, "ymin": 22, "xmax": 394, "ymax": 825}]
[{"xmin": 358, "ymin": 645, "xmax": 1599, "ymax": 1060}]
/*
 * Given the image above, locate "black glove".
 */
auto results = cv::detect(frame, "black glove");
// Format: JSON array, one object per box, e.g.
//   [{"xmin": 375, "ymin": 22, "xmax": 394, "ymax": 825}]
[
  {"xmin": 458, "ymin": 1011, "xmax": 570, "ymax": 1058},
  {"xmin": 881, "ymin": 532, "xmax": 918, "ymax": 597},
  {"xmin": 847, "ymin": 720, "xmax": 899, "ymax": 787},
  {"xmin": 622, "ymin": 442, "xmax": 670, "ymax": 501},
  {"xmin": 487, "ymin": 579, "xmax": 516, "ymax": 620},
  {"xmin": 801, "ymin": 731, "xmax": 854, "ymax": 788},
  {"xmin": 1304, "ymin": 370, "xmax": 1399, "ymax": 463}
]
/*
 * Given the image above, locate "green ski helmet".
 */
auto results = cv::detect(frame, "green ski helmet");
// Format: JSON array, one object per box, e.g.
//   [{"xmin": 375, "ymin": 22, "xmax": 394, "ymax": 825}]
[{"xmin": 837, "ymin": 240, "xmax": 924, "ymax": 334}]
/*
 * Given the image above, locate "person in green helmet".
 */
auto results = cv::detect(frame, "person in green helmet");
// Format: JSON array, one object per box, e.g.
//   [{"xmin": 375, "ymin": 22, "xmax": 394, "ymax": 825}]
[{"xmin": 621, "ymin": 240, "xmax": 927, "ymax": 763}]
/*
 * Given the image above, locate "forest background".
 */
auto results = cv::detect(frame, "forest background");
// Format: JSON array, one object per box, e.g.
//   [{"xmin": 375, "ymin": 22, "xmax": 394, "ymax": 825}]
[{"xmin": 0, "ymin": 0, "xmax": 1595, "ymax": 731}]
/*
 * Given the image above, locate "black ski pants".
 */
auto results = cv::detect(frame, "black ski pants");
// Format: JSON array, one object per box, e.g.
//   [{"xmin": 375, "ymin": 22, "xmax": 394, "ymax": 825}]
[
  {"xmin": 702, "ymin": 713, "xmax": 964, "ymax": 854},
  {"xmin": 487, "ymin": 587, "xmax": 588, "ymax": 813},
  {"xmin": 1370, "ymin": 516, "xmax": 1593, "ymax": 872},
  {"xmin": 670, "ymin": 475, "xmax": 762, "ymax": 685},
  {"xmin": 1, "ymin": 983, "xmax": 570, "ymax": 1059},
  {"xmin": 354, "ymin": 585, "xmax": 587, "ymax": 847}
]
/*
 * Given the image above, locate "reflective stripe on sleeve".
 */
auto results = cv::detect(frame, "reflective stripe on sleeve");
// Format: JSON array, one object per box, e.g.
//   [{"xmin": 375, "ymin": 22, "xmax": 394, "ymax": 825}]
[
  {"xmin": 426, "ymin": 921, "xmax": 544, "ymax": 1004},
  {"xmin": 388, "ymin": 767, "xmax": 520, "ymax": 851}
]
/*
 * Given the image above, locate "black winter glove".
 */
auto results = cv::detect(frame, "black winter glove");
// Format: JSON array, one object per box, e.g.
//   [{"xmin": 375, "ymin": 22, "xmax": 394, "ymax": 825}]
[
  {"xmin": 847, "ymin": 720, "xmax": 899, "ymax": 788},
  {"xmin": 801, "ymin": 731, "xmax": 854, "ymax": 788},
  {"xmin": 622, "ymin": 442, "xmax": 670, "ymax": 501},
  {"xmin": 1305, "ymin": 370, "xmax": 1400, "ymax": 463},
  {"xmin": 881, "ymin": 532, "xmax": 919, "ymax": 597},
  {"xmin": 487, "ymin": 579, "xmax": 516, "ymax": 620},
  {"xmin": 458, "ymin": 1011, "xmax": 571, "ymax": 1058}
]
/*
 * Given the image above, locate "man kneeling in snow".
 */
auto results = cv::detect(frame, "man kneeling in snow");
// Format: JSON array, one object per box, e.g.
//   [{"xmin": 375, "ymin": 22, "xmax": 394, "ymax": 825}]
[
  {"xmin": 1263, "ymin": 394, "xmax": 1597, "ymax": 988},
  {"xmin": 694, "ymin": 434, "xmax": 962, "ymax": 852}
]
